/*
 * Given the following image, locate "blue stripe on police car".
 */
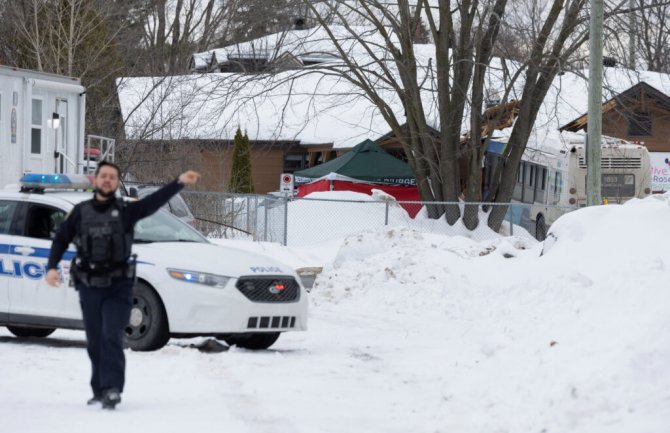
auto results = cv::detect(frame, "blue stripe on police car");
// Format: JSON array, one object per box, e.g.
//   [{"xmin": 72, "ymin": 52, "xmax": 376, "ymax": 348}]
[{"xmin": 0, "ymin": 243, "xmax": 75, "ymax": 280}]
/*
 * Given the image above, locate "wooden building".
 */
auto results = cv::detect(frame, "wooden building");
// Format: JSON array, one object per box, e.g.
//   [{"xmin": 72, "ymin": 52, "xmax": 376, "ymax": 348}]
[{"xmin": 560, "ymin": 82, "xmax": 670, "ymax": 152}]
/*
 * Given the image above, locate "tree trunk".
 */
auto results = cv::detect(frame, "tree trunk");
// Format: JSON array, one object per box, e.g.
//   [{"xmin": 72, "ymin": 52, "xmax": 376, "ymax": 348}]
[
  {"xmin": 169, "ymin": 0, "xmax": 183, "ymax": 74},
  {"xmin": 156, "ymin": 0, "xmax": 167, "ymax": 73}
]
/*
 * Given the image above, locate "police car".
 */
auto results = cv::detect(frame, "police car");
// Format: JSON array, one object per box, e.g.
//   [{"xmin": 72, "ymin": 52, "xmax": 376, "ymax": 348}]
[{"xmin": 0, "ymin": 174, "xmax": 308, "ymax": 351}]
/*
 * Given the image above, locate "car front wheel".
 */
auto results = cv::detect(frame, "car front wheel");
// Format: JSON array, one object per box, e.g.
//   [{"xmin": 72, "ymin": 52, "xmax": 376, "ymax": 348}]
[
  {"xmin": 124, "ymin": 281, "xmax": 170, "ymax": 351},
  {"xmin": 7, "ymin": 326, "xmax": 56, "ymax": 338},
  {"xmin": 223, "ymin": 332, "xmax": 280, "ymax": 350}
]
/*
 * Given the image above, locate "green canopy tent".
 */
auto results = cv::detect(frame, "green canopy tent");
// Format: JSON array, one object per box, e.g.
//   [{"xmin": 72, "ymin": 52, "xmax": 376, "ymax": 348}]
[
  {"xmin": 294, "ymin": 140, "xmax": 421, "ymax": 216},
  {"xmin": 294, "ymin": 139, "xmax": 415, "ymax": 185}
]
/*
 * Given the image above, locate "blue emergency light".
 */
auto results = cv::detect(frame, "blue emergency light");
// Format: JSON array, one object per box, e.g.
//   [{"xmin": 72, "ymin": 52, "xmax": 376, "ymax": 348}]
[{"xmin": 19, "ymin": 173, "xmax": 94, "ymax": 191}]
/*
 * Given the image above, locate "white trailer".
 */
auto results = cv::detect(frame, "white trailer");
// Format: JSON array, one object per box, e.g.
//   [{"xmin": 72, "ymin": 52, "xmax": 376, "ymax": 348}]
[{"xmin": 0, "ymin": 65, "xmax": 87, "ymax": 187}]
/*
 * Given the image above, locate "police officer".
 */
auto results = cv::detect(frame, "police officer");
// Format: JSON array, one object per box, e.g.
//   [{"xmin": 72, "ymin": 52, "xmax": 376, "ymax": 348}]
[{"xmin": 45, "ymin": 161, "xmax": 200, "ymax": 409}]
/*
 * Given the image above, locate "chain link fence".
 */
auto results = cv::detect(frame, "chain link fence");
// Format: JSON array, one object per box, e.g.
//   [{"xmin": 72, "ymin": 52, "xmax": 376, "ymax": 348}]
[{"xmin": 181, "ymin": 191, "xmax": 575, "ymax": 246}]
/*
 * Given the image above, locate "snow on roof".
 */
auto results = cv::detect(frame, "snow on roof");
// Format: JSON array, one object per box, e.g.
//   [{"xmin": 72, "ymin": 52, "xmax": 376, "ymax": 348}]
[
  {"xmin": 116, "ymin": 70, "xmax": 403, "ymax": 148},
  {"xmin": 191, "ymin": 52, "xmax": 213, "ymax": 69},
  {"xmin": 192, "ymin": 25, "xmax": 384, "ymax": 69},
  {"xmin": 122, "ymin": 25, "xmax": 670, "ymax": 151}
]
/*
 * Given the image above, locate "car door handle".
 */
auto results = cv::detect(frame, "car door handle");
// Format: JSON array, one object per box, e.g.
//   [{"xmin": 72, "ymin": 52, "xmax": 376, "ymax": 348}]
[{"xmin": 14, "ymin": 246, "xmax": 35, "ymax": 256}]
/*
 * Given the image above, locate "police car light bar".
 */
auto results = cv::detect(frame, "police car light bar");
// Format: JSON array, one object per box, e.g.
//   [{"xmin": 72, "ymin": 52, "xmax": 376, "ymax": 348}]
[{"xmin": 20, "ymin": 173, "xmax": 94, "ymax": 191}]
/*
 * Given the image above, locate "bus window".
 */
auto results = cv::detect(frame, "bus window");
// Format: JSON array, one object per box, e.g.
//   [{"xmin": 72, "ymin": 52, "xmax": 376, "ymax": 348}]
[
  {"xmin": 523, "ymin": 163, "xmax": 534, "ymax": 203},
  {"xmin": 513, "ymin": 162, "xmax": 524, "ymax": 201},
  {"xmin": 535, "ymin": 167, "xmax": 547, "ymax": 203}
]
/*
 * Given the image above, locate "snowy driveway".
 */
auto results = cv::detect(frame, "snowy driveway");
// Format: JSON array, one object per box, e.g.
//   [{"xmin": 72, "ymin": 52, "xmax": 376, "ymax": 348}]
[
  {"xmin": 0, "ymin": 304, "xmax": 454, "ymax": 433},
  {"xmin": 2, "ymin": 273, "xmax": 668, "ymax": 433}
]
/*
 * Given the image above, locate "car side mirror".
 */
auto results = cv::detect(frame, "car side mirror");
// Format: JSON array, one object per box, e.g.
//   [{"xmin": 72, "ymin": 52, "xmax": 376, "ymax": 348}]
[{"xmin": 128, "ymin": 187, "xmax": 138, "ymax": 198}]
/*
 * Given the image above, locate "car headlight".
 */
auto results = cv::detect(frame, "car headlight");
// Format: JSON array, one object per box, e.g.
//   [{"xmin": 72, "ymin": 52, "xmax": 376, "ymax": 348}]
[{"xmin": 167, "ymin": 268, "xmax": 231, "ymax": 288}]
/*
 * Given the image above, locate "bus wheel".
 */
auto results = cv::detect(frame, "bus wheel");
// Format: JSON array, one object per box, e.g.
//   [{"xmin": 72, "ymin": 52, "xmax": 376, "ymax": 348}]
[{"xmin": 536, "ymin": 215, "xmax": 547, "ymax": 241}]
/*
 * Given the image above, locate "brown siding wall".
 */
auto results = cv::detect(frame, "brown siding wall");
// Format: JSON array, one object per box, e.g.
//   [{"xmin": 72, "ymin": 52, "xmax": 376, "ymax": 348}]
[
  {"xmin": 117, "ymin": 140, "xmax": 304, "ymax": 194},
  {"xmin": 249, "ymin": 147, "xmax": 287, "ymax": 193},
  {"xmin": 602, "ymin": 101, "xmax": 670, "ymax": 152}
]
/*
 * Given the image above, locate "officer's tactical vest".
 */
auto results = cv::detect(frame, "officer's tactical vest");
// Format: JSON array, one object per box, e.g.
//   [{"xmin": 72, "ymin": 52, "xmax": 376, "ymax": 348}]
[{"xmin": 76, "ymin": 200, "xmax": 132, "ymax": 271}]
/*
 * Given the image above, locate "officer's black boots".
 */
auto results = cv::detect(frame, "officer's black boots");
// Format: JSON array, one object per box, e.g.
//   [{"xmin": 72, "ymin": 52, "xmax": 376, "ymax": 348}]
[
  {"xmin": 101, "ymin": 388, "xmax": 122, "ymax": 410},
  {"xmin": 86, "ymin": 390, "xmax": 122, "ymax": 409}
]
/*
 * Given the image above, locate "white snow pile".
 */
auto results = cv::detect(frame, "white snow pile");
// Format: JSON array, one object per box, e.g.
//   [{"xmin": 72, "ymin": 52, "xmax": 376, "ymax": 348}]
[
  {"xmin": 283, "ymin": 191, "xmax": 415, "ymax": 246},
  {"xmin": 277, "ymin": 190, "xmax": 533, "ymax": 246},
  {"xmin": 311, "ymin": 193, "xmax": 670, "ymax": 432},
  {"xmin": 209, "ymin": 236, "xmax": 342, "ymax": 270}
]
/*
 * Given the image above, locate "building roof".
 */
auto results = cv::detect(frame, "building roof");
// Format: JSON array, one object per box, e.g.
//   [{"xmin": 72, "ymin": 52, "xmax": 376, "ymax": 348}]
[
  {"xmin": 0, "ymin": 64, "xmax": 82, "ymax": 84},
  {"xmin": 559, "ymin": 81, "xmax": 670, "ymax": 132},
  {"xmin": 116, "ymin": 71, "xmax": 401, "ymax": 149},
  {"xmin": 190, "ymin": 26, "xmax": 378, "ymax": 71},
  {"xmin": 118, "ymin": 24, "xmax": 670, "ymax": 152}
]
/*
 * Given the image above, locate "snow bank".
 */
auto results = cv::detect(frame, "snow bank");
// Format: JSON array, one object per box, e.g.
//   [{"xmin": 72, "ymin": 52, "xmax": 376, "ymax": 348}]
[
  {"xmin": 310, "ymin": 195, "xmax": 670, "ymax": 432},
  {"xmin": 265, "ymin": 190, "xmax": 535, "ymax": 246}
]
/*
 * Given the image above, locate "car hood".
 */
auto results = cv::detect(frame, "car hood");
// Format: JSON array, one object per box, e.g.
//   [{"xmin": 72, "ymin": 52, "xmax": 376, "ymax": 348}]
[{"xmin": 133, "ymin": 241, "xmax": 296, "ymax": 278}]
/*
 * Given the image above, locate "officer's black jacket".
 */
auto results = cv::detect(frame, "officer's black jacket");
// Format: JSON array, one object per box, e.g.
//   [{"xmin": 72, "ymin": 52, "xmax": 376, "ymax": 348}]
[{"xmin": 47, "ymin": 179, "xmax": 184, "ymax": 271}]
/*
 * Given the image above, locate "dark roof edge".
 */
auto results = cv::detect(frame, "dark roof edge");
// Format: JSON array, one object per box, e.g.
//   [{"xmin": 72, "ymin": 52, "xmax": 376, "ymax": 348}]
[{"xmin": 560, "ymin": 81, "xmax": 670, "ymax": 132}]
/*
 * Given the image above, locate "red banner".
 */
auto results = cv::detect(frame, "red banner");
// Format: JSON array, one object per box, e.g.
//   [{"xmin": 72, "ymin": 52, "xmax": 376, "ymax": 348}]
[{"xmin": 297, "ymin": 180, "xmax": 422, "ymax": 218}]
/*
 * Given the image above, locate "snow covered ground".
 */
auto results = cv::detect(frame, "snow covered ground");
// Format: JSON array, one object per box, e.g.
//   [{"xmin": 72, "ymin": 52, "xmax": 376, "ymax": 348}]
[{"xmin": 1, "ymin": 194, "xmax": 669, "ymax": 432}]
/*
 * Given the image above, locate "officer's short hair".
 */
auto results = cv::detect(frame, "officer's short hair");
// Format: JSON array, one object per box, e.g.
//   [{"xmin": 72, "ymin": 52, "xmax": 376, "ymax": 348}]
[{"xmin": 95, "ymin": 160, "xmax": 121, "ymax": 178}]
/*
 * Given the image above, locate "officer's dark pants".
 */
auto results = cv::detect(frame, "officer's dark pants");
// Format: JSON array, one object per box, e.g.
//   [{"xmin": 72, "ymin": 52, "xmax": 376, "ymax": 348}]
[{"xmin": 77, "ymin": 278, "xmax": 133, "ymax": 397}]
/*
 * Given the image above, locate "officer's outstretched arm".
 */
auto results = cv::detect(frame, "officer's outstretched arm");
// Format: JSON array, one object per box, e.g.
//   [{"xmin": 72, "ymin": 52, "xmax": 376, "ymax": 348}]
[
  {"xmin": 179, "ymin": 170, "xmax": 200, "ymax": 185},
  {"xmin": 128, "ymin": 171, "xmax": 200, "ymax": 224}
]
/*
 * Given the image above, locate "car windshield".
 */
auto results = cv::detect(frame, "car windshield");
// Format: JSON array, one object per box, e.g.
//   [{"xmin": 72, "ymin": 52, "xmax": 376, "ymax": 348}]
[{"xmin": 134, "ymin": 209, "xmax": 207, "ymax": 243}]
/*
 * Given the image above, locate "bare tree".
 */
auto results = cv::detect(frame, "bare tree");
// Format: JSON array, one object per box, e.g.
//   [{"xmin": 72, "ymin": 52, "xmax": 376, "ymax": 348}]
[
  {"xmin": 226, "ymin": 0, "xmax": 309, "ymax": 43},
  {"xmin": 484, "ymin": 0, "xmax": 593, "ymax": 230},
  {"xmin": 0, "ymin": 0, "xmax": 122, "ymax": 76},
  {"xmin": 118, "ymin": 0, "xmax": 596, "ymax": 231},
  {"xmin": 125, "ymin": 0, "xmax": 233, "ymax": 74},
  {"xmin": 0, "ymin": 0, "xmax": 126, "ymax": 135},
  {"xmin": 126, "ymin": 0, "xmax": 308, "ymax": 75},
  {"xmin": 603, "ymin": 0, "xmax": 670, "ymax": 73},
  {"xmin": 285, "ymin": 0, "xmax": 597, "ymax": 231}
]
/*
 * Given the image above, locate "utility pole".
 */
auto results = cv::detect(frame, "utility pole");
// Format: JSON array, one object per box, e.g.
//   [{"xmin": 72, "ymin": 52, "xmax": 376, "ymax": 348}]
[{"xmin": 587, "ymin": 0, "xmax": 603, "ymax": 206}]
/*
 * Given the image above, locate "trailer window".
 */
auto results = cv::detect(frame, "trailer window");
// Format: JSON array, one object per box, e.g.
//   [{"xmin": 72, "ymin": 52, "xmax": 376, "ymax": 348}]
[{"xmin": 31, "ymin": 98, "xmax": 43, "ymax": 154}]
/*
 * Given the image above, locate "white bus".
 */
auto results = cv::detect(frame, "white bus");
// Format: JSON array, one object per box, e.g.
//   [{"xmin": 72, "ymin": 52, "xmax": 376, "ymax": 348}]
[{"xmin": 485, "ymin": 134, "xmax": 652, "ymax": 240}]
